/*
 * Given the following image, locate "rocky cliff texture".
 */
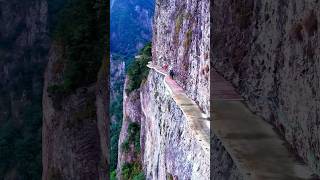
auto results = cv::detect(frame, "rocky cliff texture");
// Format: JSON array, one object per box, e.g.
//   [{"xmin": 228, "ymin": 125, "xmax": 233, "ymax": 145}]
[
  {"xmin": 110, "ymin": 56, "xmax": 125, "ymax": 99},
  {"xmin": 116, "ymin": 78, "xmax": 143, "ymax": 179},
  {"xmin": 118, "ymin": 71, "xmax": 212, "ymax": 179},
  {"xmin": 0, "ymin": 0, "xmax": 49, "ymax": 178},
  {"xmin": 140, "ymin": 70, "xmax": 210, "ymax": 179},
  {"xmin": 96, "ymin": 59, "xmax": 109, "ymax": 180},
  {"xmin": 0, "ymin": 0, "xmax": 48, "ymax": 128},
  {"xmin": 42, "ymin": 0, "xmax": 108, "ymax": 178},
  {"xmin": 152, "ymin": 0, "xmax": 210, "ymax": 114},
  {"xmin": 117, "ymin": 0, "xmax": 214, "ymax": 179},
  {"xmin": 142, "ymin": 0, "xmax": 212, "ymax": 178},
  {"xmin": 42, "ymin": 45, "xmax": 108, "ymax": 180},
  {"xmin": 213, "ymin": 0, "xmax": 320, "ymax": 176}
]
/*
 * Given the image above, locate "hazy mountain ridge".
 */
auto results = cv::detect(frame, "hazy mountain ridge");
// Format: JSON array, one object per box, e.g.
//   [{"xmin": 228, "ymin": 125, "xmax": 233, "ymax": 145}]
[{"xmin": 110, "ymin": 0, "xmax": 154, "ymax": 56}]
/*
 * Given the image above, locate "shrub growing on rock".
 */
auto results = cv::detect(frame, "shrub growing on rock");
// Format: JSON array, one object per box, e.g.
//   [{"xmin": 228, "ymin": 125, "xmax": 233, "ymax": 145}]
[
  {"xmin": 122, "ymin": 162, "xmax": 145, "ymax": 180},
  {"xmin": 121, "ymin": 121, "xmax": 141, "ymax": 153},
  {"xmin": 126, "ymin": 43, "xmax": 152, "ymax": 94}
]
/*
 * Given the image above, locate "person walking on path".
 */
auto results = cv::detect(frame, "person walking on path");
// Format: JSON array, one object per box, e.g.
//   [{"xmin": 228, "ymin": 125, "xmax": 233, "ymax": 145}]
[{"xmin": 169, "ymin": 65, "xmax": 174, "ymax": 79}]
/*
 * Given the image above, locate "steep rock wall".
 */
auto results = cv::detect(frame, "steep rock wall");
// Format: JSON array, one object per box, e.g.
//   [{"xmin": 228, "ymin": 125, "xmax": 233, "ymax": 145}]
[
  {"xmin": 0, "ymin": 0, "xmax": 49, "ymax": 178},
  {"xmin": 118, "ymin": 0, "xmax": 247, "ymax": 179},
  {"xmin": 139, "ymin": 70, "xmax": 209, "ymax": 179},
  {"xmin": 110, "ymin": 57, "xmax": 125, "ymax": 99},
  {"xmin": 138, "ymin": 0, "xmax": 214, "ymax": 178},
  {"xmin": 119, "ymin": 69, "xmax": 243, "ymax": 180},
  {"xmin": 212, "ymin": 0, "xmax": 320, "ymax": 175},
  {"xmin": 42, "ymin": 45, "xmax": 108, "ymax": 180},
  {"xmin": 152, "ymin": 0, "xmax": 210, "ymax": 114},
  {"xmin": 0, "ymin": 0, "xmax": 49, "ymax": 124},
  {"xmin": 116, "ymin": 0, "xmax": 246, "ymax": 179},
  {"xmin": 96, "ymin": 59, "xmax": 109, "ymax": 180},
  {"xmin": 42, "ymin": 0, "xmax": 108, "ymax": 178},
  {"xmin": 116, "ymin": 77, "xmax": 143, "ymax": 179}
]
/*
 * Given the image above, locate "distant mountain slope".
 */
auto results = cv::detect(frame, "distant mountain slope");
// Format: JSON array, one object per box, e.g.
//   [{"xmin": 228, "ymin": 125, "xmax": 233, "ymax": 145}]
[{"xmin": 110, "ymin": 0, "xmax": 154, "ymax": 56}]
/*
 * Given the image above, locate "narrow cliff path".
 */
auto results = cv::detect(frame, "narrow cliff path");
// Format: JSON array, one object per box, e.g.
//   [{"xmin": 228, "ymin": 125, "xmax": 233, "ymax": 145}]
[
  {"xmin": 147, "ymin": 62, "xmax": 210, "ymax": 154},
  {"xmin": 212, "ymin": 69, "xmax": 314, "ymax": 179}
]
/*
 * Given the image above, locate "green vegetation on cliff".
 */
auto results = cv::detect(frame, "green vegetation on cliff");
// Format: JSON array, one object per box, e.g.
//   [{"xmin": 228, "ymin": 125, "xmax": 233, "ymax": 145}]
[
  {"xmin": 121, "ymin": 122, "xmax": 141, "ymax": 153},
  {"xmin": 122, "ymin": 162, "xmax": 145, "ymax": 180},
  {"xmin": 110, "ymin": 94, "xmax": 123, "ymax": 171},
  {"xmin": 126, "ymin": 43, "xmax": 152, "ymax": 94},
  {"xmin": 110, "ymin": 43, "xmax": 151, "ymax": 179}
]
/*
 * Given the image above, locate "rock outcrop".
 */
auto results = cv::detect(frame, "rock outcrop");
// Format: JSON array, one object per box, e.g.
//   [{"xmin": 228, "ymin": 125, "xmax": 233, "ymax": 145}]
[
  {"xmin": 110, "ymin": 56, "xmax": 125, "ymax": 99},
  {"xmin": 116, "ymin": 78, "xmax": 143, "ymax": 179},
  {"xmin": 140, "ymin": 70, "xmax": 210, "ymax": 179},
  {"xmin": 42, "ymin": 0, "xmax": 108, "ymax": 179},
  {"xmin": 141, "ymin": 0, "xmax": 212, "ymax": 178},
  {"xmin": 0, "ymin": 0, "xmax": 49, "ymax": 178},
  {"xmin": 42, "ymin": 45, "xmax": 108, "ymax": 180},
  {"xmin": 0, "ymin": 0, "xmax": 49, "ymax": 127},
  {"xmin": 117, "ymin": 0, "xmax": 214, "ymax": 179},
  {"xmin": 152, "ymin": 0, "xmax": 210, "ymax": 114},
  {"xmin": 212, "ymin": 0, "xmax": 320, "ymax": 176},
  {"xmin": 96, "ymin": 59, "xmax": 109, "ymax": 180}
]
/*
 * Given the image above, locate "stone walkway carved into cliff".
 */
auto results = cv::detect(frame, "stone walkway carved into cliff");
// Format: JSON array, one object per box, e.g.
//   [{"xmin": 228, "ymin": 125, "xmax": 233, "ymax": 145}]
[
  {"xmin": 212, "ymin": 69, "xmax": 314, "ymax": 179},
  {"xmin": 147, "ymin": 62, "xmax": 210, "ymax": 154}
]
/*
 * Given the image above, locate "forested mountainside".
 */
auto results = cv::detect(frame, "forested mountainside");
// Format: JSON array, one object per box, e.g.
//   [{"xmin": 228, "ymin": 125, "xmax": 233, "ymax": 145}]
[
  {"xmin": 0, "ymin": 1, "xmax": 49, "ymax": 178},
  {"xmin": 110, "ymin": 0, "xmax": 154, "ymax": 56},
  {"xmin": 42, "ymin": 0, "xmax": 108, "ymax": 179}
]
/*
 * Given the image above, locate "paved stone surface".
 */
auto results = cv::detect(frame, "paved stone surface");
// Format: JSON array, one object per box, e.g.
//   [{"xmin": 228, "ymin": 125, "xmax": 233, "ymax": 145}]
[
  {"xmin": 211, "ymin": 72, "xmax": 314, "ymax": 180},
  {"xmin": 212, "ymin": 69, "xmax": 243, "ymax": 100},
  {"xmin": 212, "ymin": 100, "xmax": 314, "ymax": 179},
  {"xmin": 147, "ymin": 62, "xmax": 210, "ymax": 154}
]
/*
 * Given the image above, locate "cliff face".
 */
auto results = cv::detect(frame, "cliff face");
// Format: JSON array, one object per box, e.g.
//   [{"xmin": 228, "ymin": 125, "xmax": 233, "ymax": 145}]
[
  {"xmin": 42, "ymin": 45, "xmax": 108, "ymax": 180},
  {"xmin": 0, "ymin": 0, "xmax": 49, "ymax": 178},
  {"xmin": 143, "ymin": 0, "xmax": 211, "ymax": 178},
  {"xmin": 213, "ymin": 0, "xmax": 320, "ymax": 175},
  {"xmin": 116, "ymin": 79, "xmax": 143, "ymax": 179},
  {"xmin": 96, "ymin": 59, "xmax": 109, "ymax": 180},
  {"xmin": 152, "ymin": 0, "xmax": 210, "ymax": 114},
  {"xmin": 110, "ymin": 57, "xmax": 125, "ymax": 99},
  {"xmin": 42, "ymin": 0, "xmax": 108, "ymax": 179},
  {"xmin": 0, "ymin": 0, "xmax": 48, "ymax": 126},
  {"xmin": 117, "ymin": 0, "xmax": 213, "ymax": 179},
  {"xmin": 139, "ymin": 70, "xmax": 210, "ymax": 179}
]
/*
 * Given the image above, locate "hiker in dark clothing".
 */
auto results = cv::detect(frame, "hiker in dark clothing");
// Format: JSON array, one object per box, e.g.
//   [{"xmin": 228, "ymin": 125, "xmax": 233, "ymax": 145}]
[{"xmin": 169, "ymin": 66, "xmax": 174, "ymax": 79}]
